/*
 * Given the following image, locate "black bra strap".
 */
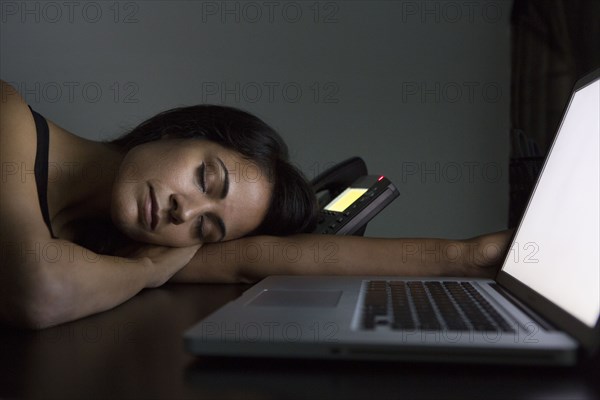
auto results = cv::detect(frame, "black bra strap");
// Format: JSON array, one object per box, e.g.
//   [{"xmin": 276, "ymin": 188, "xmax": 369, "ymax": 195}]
[{"xmin": 29, "ymin": 106, "xmax": 57, "ymax": 238}]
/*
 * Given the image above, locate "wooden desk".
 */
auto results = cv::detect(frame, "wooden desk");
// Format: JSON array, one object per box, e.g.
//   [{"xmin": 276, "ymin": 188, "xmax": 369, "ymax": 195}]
[{"xmin": 1, "ymin": 283, "xmax": 599, "ymax": 399}]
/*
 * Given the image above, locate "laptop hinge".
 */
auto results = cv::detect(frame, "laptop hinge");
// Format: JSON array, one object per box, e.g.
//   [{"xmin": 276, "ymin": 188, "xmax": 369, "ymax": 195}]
[{"xmin": 489, "ymin": 283, "xmax": 555, "ymax": 331}]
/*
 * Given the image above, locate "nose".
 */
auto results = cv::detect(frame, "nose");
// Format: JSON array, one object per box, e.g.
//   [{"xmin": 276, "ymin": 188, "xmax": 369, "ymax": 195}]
[{"xmin": 169, "ymin": 193, "xmax": 212, "ymax": 224}]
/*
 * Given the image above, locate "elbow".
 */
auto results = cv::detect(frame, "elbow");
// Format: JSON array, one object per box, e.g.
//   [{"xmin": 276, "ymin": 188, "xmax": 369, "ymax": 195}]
[
  {"xmin": 24, "ymin": 270, "xmax": 68, "ymax": 330},
  {"xmin": 9, "ymin": 304, "xmax": 52, "ymax": 331},
  {"xmin": 4, "ymin": 263, "xmax": 69, "ymax": 330},
  {"xmin": 17, "ymin": 295, "xmax": 59, "ymax": 331}
]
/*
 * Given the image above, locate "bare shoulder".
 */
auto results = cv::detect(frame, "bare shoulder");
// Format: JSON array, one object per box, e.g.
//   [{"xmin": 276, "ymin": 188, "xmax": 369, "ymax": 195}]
[
  {"xmin": 0, "ymin": 79, "xmax": 52, "ymax": 243},
  {"xmin": 0, "ymin": 79, "xmax": 37, "ymax": 161}
]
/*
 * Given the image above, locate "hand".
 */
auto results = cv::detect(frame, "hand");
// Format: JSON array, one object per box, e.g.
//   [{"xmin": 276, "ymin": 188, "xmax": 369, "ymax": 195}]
[
  {"xmin": 462, "ymin": 229, "xmax": 515, "ymax": 278},
  {"xmin": 130, "ymin": 243, "xmax": 202, "ymax": 288}
]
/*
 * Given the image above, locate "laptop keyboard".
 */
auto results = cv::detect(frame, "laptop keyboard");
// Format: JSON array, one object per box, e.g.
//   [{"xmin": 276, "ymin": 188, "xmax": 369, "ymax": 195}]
[{"xmin": 360, "ymin": 280, "xmax": 514, "ymax": 332}]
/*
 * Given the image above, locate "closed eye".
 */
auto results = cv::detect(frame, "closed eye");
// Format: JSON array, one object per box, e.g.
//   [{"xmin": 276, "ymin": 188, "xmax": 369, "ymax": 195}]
[
  {"xmin": 197, "ymin": 215, "xmax": 205, "ymax": 240},
  {"xmin": 197, "ymin": 162, "xmax": 206, "ymax": 193},
  {"xmin": 196, "ymin": 163, "xmax": 207, "ymax": 240}
]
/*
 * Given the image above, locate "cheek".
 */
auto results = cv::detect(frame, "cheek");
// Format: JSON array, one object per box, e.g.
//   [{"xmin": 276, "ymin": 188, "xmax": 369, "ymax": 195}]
[
  {"xmin": 115, "ymin": 147, "xmax": 150, "ymax": 190},
  {"xmin": 121, "ymin": 141, "xmax": 201, "ymax": 187},
  {"xmin": 110, "ymin": 179, "xmax": 137, "ymax": 236},
  {"xmin": 110, "ymin": 151, "xmax": 148, "ymax": 238}
]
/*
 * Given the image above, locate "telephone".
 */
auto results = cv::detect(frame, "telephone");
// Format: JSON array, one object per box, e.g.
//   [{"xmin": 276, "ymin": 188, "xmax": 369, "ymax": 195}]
[{"xmin": 311, "ymin": 157, "xmax": 399, "ymax": 236}]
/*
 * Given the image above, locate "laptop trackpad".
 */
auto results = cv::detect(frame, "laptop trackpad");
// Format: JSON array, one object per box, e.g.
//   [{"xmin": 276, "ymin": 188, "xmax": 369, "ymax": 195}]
[{"xmin": 248, "ymin": 290, "xmax": 342, "ymax": 308}]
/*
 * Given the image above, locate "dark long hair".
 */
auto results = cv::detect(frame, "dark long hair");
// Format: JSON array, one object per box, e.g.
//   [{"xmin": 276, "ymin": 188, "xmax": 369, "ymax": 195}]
[{"xmin": 111, "ymin": 104, "xmax": 318, "ymax": 237}]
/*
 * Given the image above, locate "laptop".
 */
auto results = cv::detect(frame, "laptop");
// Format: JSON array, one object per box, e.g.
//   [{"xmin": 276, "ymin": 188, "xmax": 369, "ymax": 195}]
[{"xmin": 184, "ymin": 69, "xmax": 600, "ymax": 366}]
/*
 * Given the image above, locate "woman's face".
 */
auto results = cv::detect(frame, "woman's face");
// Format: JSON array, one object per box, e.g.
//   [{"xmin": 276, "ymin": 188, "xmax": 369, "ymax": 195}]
[{"xmin": 111, "ymin": 138, "xmax": 272, "ymax": 247}]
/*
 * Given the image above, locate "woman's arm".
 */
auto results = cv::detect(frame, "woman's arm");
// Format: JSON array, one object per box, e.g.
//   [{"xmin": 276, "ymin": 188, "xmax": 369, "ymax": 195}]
[
  {"xmin": 0, "ymin": 80, "xmax": 198, "ymax": 329},
  {"xmin": 0, "ymin": 236, "xmax": 199, "ymax": 329},
  {"xmin": 171, "ymin": 230, "xmax": 513, "ymax": 283}
]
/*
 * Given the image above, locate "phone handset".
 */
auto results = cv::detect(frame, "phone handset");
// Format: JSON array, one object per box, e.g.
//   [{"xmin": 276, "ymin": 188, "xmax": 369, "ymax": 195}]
[{"xmin": 311, "ymin": 157, "xmax": 399, "ymax": 236}]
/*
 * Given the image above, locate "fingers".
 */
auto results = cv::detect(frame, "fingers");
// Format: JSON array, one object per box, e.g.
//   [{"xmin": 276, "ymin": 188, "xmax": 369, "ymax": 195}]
[
  {"xmin": 177, "ymin": 244, "xmax": 202, "ymax": 265},
  {"xmin": 144, "ymin": 244, "xmax": 203, "ymax": 288},
  {"xmin": 461, "ymin": 229, "xmax": 515, "ymax": 278}
]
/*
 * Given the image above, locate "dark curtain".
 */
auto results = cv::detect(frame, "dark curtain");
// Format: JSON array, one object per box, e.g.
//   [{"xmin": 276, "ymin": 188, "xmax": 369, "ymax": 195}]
[
  {"xmin": 510, "ymin": 0, "xmax": 600, "ymax": 154},
  {"xmin": 508, "ymin": 0, "xmax": 600, "ymax": 227}
]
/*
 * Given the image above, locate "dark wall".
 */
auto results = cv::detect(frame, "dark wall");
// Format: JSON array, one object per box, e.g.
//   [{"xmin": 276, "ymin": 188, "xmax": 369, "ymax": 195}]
[{"xmin": 1, "ymin": 0, "xmax": 513, "ymax": 238}]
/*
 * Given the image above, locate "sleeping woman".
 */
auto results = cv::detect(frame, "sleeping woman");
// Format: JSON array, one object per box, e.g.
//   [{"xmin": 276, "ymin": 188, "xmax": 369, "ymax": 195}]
[{"xmin": 0, "ymin": 80, "xmax": 513, "ymax": 329}]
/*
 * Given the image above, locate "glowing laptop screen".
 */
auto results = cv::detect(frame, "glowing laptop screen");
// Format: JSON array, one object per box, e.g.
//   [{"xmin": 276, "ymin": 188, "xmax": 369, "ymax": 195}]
[{"xmin": 501, "ymin": 78, "xmax": 599, "ymax": 327}]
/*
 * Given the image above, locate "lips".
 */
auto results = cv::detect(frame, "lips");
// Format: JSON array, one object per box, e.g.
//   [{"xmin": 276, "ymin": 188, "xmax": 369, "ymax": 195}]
[
  {"xmin": 143, "ymin": 185, "xmax": 153, "ymax": 231},
  {"xmin": 142, "ymin": 183, "xmax": 159, "ymax": 232}
]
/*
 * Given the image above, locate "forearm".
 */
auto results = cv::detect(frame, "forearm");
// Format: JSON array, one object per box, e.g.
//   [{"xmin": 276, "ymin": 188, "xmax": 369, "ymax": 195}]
[
  {"xmin": 235, "ymin": 235, "xmax": 472, "ymax": 281},
  {"xmin": 174, "ymin": 233, "xmax": 506, "ymax": 283},
  {"xmin": 3, "ymin": 238, "xmax": 151, "ymax": 329}
]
